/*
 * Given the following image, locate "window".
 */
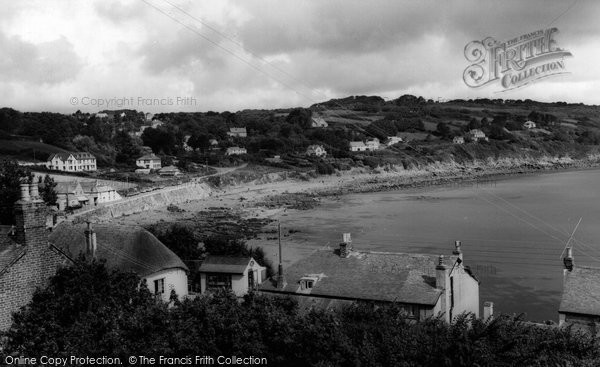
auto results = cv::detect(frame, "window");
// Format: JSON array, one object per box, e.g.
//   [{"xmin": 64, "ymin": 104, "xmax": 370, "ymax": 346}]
[
  {"xmin": 207, "ymin": 274, "xmax": 232, "ymax": 290},
  {"xmin": 154, "ymin": 278, "xmax": 165, "ymax": 294}
]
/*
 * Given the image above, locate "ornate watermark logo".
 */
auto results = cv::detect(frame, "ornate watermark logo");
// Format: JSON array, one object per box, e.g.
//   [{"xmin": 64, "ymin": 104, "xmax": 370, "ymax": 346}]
[{"xmin": 463, "ymin": 28, "xmax": 572, "ymax": 91}]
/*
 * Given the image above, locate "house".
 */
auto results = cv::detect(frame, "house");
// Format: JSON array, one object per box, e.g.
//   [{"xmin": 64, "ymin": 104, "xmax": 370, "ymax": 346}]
[
  {"xmin": 260, "ymin": 236, "xmax": 479, "ymax": 322},
  {"xmin": 151, "ymin": 120, "xmax": 164, "ymax": 129},
  {"xmin": 523, "ymin": 121, "xmax": 537, "ymax": 129},
  {"xmin": 198, "ymin": 256, "xmax": 266, "ymax": 297},
  {"xmin": 558, "ymin": 248, "xmax": 600, "ymax": 334},
  {"xmin": 226, "ymin": 146, "xmax": 247, "ymax": 156},
  {"xmin": 209, "ymin": 139, "xmax": 219, "ymax": 147},
  {"xmin": 468, "ymin": 129, "xmax": 487, "ymax": 142},
  {"xmin": 349, "ymin": 141, "xmax": 368, "ymax": 152},
  {"xmin": 95, "ymin": 112, "xmax": 109, "ymax": 119},
  {"xmin": 311, "ymin": 116, "xmax": 328, "ymax": 128},
  {"xmin": 306, "ymin": 145, "xmax": 327, "ymax": 158},
  {"xmin": 0, "ymin": 182, "xmax": 71, "ymax": 330},
  {"xmin": 365, "ymin": 138, "xmax": 380, "ymax": 151},
  {"xmin": 80, "ymin": 181, "xmax": 122, "ymax": 205},
  {"xmin": 145, "ymin": 112, "xmax": 154, "ymax": 121},
  {"xmin": 49, "ymin": 222, "xmax": 189, "ymax": 303},
  {"xmin": 136, "ymin": 154, "xmax": 162, "ymax": 170},
  {"xmin": 227, "ymin": 127, "xmax": 247, "ymax": 138},
  {"xmin": 182, "ymin": 135, "xmax": 194, "ymax": 152},
  {"xmin": 158, "ymin": 165, "xmax": 181, "ymax": 176},
  {"xmin": 453, "ymin": 136, "xmax": 465, "ymax": 144},
  {"xmin": 54, "ymin": 181, "xmax": 88, "ymax": 210},
  {"xmin": 385, "ymin": 136, "xmax": 403, "ymax": 146},
  {"xmin": 46, "ymin": 152, "xmax": 97, "ymax": 172}
]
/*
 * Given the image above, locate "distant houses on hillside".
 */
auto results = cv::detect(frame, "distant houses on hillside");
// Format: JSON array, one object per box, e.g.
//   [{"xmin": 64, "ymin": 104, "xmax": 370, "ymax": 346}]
[
  {"xmin": 311, "ymin": 116, "xmax": 328, "ymax": 128},
  {"xmin": 349, "ymin": 138, "xmax": 381, "ymax": 152},
  {"xmin": 306, "ymin": 144, "xmax": 327, "ymax": 157},
  {"xmin": 226, "ymin": 146, "xmax": 247, "ymax": 156},
  {"xmin": 46, "ymin": 152, "xmax": 97, "ymax": 172},
  {"xmin": 227, "ymin": 127, "xmax": 247, "ymax": 138}
]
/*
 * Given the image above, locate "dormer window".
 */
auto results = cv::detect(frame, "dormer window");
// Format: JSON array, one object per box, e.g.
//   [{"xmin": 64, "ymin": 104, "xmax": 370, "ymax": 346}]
[{"xmin": 299, "ymin": 275, "xmax": 320, "ymax": 291}]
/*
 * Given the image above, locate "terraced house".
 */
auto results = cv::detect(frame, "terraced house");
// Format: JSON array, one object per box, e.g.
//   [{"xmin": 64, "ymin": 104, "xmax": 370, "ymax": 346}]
[{"xmin": 46, "ymin": 152, "xmax": 97, "ymax": 172}]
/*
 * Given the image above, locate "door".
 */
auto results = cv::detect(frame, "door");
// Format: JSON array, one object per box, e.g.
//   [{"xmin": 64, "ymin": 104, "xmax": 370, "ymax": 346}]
[{"xmin": 248, "ymin": 270, "xmax": 255, "ymax": 290}]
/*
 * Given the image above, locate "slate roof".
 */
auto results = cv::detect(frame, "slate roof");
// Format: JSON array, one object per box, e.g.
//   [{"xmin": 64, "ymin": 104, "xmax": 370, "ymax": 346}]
[
  {"xmin": 260, "ymin": 249, "xmax": 461, "ymax": 306},
  {"xmin": 199, "ymin": 256, "xmax": 252, "ymax": 274},
  {"xmin": 48, "ymin": 152, "xmax": 95, "ymax": 161},
  {"xmin": 0, "ymin": 233, "xmax": 25, "ymax": 276},
  {"xmin": 48, "ymin": 153, "xmax": 74, "ymax": 161},
  {"xmin": 49, "ymin": 223, "xmax": 188, "ymax": 277},
  {"xmin": 137, "ymin": 154, "xmax": 161, "ymax": 161},
  {"xmin": 55, "ymin": 181, "xmax": 82, "ymax": 194},
  {"xmin": 349, "ymin": 141, "xmax": 366, "ymax": 148},
  {"xmin": 559, "ymin": 266, "xmax": 600, "ymax": 316}
]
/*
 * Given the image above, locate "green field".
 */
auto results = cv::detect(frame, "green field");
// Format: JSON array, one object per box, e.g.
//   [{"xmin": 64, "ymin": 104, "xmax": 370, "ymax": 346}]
[{"xmin": 0, "ymin": 139, "xmax": 68, "ymax": 162}]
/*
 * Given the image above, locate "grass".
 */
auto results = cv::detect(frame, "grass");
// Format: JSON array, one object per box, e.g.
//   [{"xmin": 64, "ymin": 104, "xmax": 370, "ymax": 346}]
[{"xmin": 0, "ymin": 140, "xmax": 68, "ymax": 161}]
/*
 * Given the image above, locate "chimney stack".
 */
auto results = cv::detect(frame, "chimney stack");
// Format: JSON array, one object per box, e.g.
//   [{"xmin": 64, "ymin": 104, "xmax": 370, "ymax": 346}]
[
  {"xmin": 29, "ymin": 182, "xmax": 40, "ymax": 201},
  {"xmin": 19, "ymin": 182, "xmax": 30, "ymax": 202},
  {"xmin": 452, "ymin": 240, "xmax": 463, "ymax": 261},
  {"xmin": 563, "ymin": 247, "xmax": 574, "ymax": 272},
  {"xmin": 14, "ymin": 178, "xmax": 48, "ymax": 248},
  {"xmin": 339, "ymin": 233, "xmax": 352, "ymax": 258},
  {"xmin": 84, "ymin": 222, "xmax": 97, "ymax": 260},
  {"xmin": 276, "ymin": 221, "xmax": 286, "ymax": 289},
  {"xmin": 483, "ymin": 301, "xmax": 494, "ymax": 320},
  {"xmin": 435, "ymin": 255, "xmax": 451, "ymax": 323}
]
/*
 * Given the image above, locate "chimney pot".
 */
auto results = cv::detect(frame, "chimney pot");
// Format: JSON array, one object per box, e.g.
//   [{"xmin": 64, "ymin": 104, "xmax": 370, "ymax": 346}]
[
  {"xmin": 20, "ymin": 183, "xmax": 30, "ymax": 201},
  {"xmin": 29, "ymin": 183, "xmax": 40, "ymax": 200},
  {"xmin": 563, "ymin": 247, "xmax": 574, "ymax": 271}
]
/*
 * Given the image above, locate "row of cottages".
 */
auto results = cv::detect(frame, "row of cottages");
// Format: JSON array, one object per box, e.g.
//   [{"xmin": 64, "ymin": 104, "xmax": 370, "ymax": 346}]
[
  {"xmin": 226, "ymin": 146, "xmax": 247, "ymax": 156},
  {"xmin": 227, "ymin": 127, "xmax": 247, "ymax": 138},
  {"xmin": 259, "ymin": 235, "xmax": 480, "ymax": 321},
  {"xmin": 54, "ymin": 181, "xmax": 121, "ymax": 209},
  {"xmin": 0, "ymin": 183, "xmax": 188, "ymax": 330},
  {"xmin": 158, "ymin": 165, "xmax": 181, "ymax": 176},
  {"xmin": 349, "ymin": 138, "xmax": 381, "ymax": 152},
  {"xmin": 46, "ymin": 152, "xmax": 97, "ymax": 172},
  {"xmin": 306, "ymin": 144, "xmax": 327, "ymax": 157}
]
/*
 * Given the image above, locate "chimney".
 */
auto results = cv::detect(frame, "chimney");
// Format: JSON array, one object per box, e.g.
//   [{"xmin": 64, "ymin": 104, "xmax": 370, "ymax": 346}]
[
  {"xmin": 452, "ymin": 240, "xmax": 463, "ymax": 261},
  {"xmin": 84, "ymin": 222, "xmax": 97, "ymax": 260},
  {"xmin": 563, "ymin": 247, "xmax": 574, "ymax": 272},
  {"xmin": 436, "ymin": 255, "xmax": 451, "ymax": 323},
  {"xmin": 483, "ymin": 301, "xmax": 494, "ymax": 320},
  {"xmin": 276, "ymin": 221, "xmax": 286, "ymax": 289},
  {"xmin": 14, "ymin": 178, "xmax": 48, "ymax": 249}
]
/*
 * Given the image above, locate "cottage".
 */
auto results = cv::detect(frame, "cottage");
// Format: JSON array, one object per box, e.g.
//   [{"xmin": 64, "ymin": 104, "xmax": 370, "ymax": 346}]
[
  {"xmin": 523, "ymin": 121, "xmax": 537, "ymax": 129},
  {"xmin": 385, "ymin": 136, "xmax": 403, "ymax": 146},
  {"xmin": 227, "ymin": 127, "xmax": 247, "ymax": 138},
  {"xmin": 311, "ymin": 116, "xmax": 328, "ymax": 128},
  {"xmin": 260, "ymin": 236, "xmax": 479, "ymax": 322},
  {"xmin": 46, "ymin": 152, "xmax": 97, "ymax": 172},
  {"xmin": 349, "ymin": 141, "xmax": 368, "ymax": 152},
  {"xmin": 306, "ymin": 144, "xmax": 327, "ymax": 157},
  {"xmin": 136, "ymin": 154, "xmax": 162, "ymax": 170},
  {"xmin": 158, "ymin": 165, "xmax": 181, "ymax": 176},
  {"xmin": 365, "ymin": 138, "xmax": 380, "ymax": 151},
  {"xmin": 453, "ymin": 136, "xmax": 465, "ymax": 144},
  {"xmin": 50, "ymin": 222, "xmax": 189, "ymax": 303},
  {"xmin": 199, "ymin": 256, "xmax": 266, "ymax": 297},
  {"xmin": 559, "ymin": 248, "xmax": 600, "ymax": 334},
  {"xmin": 54, "ymin": 181, "xmax": 88, "ymax": 209},
  {"xmin": 80, "ymin": 181, "xmax": 121, "ymax": 205},
  {"xmin": 226, "ymin": 146, "xmax": 247, "ymax": 156},
  {"xmin": 468, "ymin": 129, "xmax": 487, "ymax": 142}
]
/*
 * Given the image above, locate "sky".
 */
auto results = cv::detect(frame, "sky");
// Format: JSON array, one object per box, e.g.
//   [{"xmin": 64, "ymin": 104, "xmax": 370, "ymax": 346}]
[{"xmin": 0, "ymin": 0, "xmax": 598, "ymax": 113}]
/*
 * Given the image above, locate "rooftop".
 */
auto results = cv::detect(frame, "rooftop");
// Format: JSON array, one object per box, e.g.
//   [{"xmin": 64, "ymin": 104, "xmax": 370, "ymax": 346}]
[
  {"xmin": 260, "ymin": 249, "xmax": 462, "ymax": 306},
  {"xmin": 559, "ymin": 266, "xmax": 600, "ymax": 316},
  {"xmin": 199, "ymin": 255, "xmax": 253, "ymax": 274}
]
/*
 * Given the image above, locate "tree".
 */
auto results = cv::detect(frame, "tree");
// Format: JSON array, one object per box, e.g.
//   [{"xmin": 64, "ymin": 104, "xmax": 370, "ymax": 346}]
[
  {"xmin": 39, "ymin": 174, "xmax": 57, "ymax": 206},
  {"xmin": 286, "ymin": 108, "xmax": 312, "ymax": 129},
  {"xmin": 0, "ymin": 160, "xmax": 33, "ymax": 224},
  {"xmin": 468, "ymin": 118, "xmax": 482, "ymax": 130},
  {"xmin": 436, "ymin": 122, "xmax": 451, "ymax": 139}
]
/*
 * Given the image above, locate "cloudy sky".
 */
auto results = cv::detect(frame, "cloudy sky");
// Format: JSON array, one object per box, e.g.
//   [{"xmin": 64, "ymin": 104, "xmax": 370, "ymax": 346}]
[{"xmin": 0, "ymin": 0, "xmax": 598, "ymax": 113}]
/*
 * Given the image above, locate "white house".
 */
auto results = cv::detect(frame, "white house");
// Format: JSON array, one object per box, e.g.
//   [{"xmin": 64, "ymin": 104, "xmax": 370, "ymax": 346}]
[
  {"xmin": 46, "ymin": 152, "xmax": 97, "ymax": 172},
  {"xmin": 453, "ymin": 136, "xmax": 465, "ymax": 144},
  {"xmin": 50, "ymin": 222, "xmax": 189, "ymax": 302},
  {"xmin": 468, "ymin": 129, "xmax": 487, "ymax": 142},
  {"xmin": 349, "ymin": 141, "xmax": 368, "ymax": 152},
  {"xmin": 199, "ymin": 256, "xmax": 267, "ymax": 297},
  {"xmin": 523, "ymin": 121, "xmax": 537, "ymax": 129},
  {"xmin": 136, "ymin": 154, "xmax": 162, "ymax": 169},
  {"xmin": 311, "ymin": 116, "xmax": 328, "ymax": 128},
  {"xmin": 151, "ymin": 120, "xmax": 164, "ymax": 129},
  {"xmin": 306, "ymin": 144, "xmax": 327, "ymax": 157},
  {"xmin": 365, "ymin": 138, "xmax": 380, "ymax": 151},
  {"xmin": 385, "ymin": 136, "xmax": 403, "ymax": 146},
  {"xmin": 80, "ymin": 181, "xmax": 122, "ymax": 205},
  {"xmin": 260, "ymin": 237, "xmax": 479, "ymax": 322},
  {"xmin": 226, "ymin": 146, "xmax": 247, "ymax": 156},
  {"xmin": 95, "ymin": 112, "xmax": 109, "ymax": 119},
  {"xmin": 227, "ymin": 127, "xmax": 247, "ymax": 138}
]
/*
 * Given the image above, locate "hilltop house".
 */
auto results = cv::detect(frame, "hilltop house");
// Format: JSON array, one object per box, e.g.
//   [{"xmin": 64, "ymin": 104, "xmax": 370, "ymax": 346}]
[
  {"xmin": 468, "ymin": 129, "xmax": 487, "ymax": 142},
  {"xmin": 453, "ymin": 136, "xmax": 465, "ymax": 144},
  {"xmin": 311, "ymin": 116, "xmax": 328, "ymax": 128},
  {"xmin": 50, "ymin": 222, "xmax": 189, "ymax": 303},
  {"xmin": 136, "ymin": 154, "xmax": 162, "ymax": 170},
  {"xmin": 260, "ymin": 236, "xmax": 479, "ymax": 322},
  {"xmin": 365, "ymin": 138, "xmax": 381, "ymax": 151},
  {"xmin": 226, "ymin": 146, "xmax": 247, "ymax": 156},
  {"xmin": 227, "ymin": 127, "xmax": 247, "ymax": 138},
  {"xmin": 0, "ymin": 183, "xmax": 71, "ymax": 330},
  {"xmin": 46, "ymin": 152, "xmax": 97, "ymax": 172},
  {"xmin": 80, "ymin": 181, "xmax": 121, "ymax": 205},
  {"xmin": 306, "ymin": 145, "xmax": 327, "ymax": 158},
  {"xmin": 349, "ymin": 141, "xmax": 368, "ymax": 152},
  {"xmin": 199, "ymin": 256, "xmax": 266, "ymax": 297},
  {"xmin": 523, "ymin": 121, "xmax": 537, "ymax": 129},
  {"xmin": 559, "ymin": 248, "xmax": 600, "ymax": 334}
]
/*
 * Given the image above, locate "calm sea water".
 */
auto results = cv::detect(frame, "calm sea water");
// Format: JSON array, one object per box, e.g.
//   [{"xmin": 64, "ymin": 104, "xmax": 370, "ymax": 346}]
[{"xmin": 280, "ymin": 169, "xmax": 600, "ymax": 322}]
